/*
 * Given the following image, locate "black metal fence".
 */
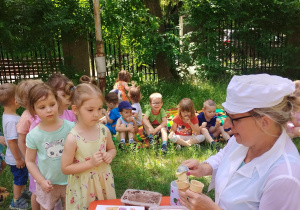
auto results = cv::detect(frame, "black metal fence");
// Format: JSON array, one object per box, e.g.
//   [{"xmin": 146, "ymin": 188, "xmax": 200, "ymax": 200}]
[{"xmin": 216, "ymin": 20, "xmax": 286, "ymax": 73}]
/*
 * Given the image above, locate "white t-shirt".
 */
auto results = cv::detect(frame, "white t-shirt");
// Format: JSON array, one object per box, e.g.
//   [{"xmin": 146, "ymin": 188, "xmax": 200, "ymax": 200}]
[
  {"xmin": 132, "ymin": 102, "xmax": 142, "ymax": 127},
  {"xmin": 206, "ymin": 130, "xmax": 300, "ymax": 210},
  {"xmin": 2, "ymin": 114, "xmax": 21, "ymax": 165}
]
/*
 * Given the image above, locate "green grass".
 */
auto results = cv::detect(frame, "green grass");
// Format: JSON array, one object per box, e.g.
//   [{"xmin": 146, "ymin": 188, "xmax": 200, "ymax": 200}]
[{"xmin": 0, "ymin": 78, "xmax": 299, "ymax": 209}]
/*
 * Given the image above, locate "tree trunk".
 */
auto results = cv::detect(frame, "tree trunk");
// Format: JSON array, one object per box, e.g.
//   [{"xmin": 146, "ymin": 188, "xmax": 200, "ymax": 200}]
[{"xmin": 143, "ymin": 0, "xmax": 174, "ymax": 80}]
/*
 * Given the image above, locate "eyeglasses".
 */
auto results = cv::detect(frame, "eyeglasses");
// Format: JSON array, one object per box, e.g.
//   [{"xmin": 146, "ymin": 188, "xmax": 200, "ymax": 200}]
[
  {"xmin": 226, "ymin": 113, "xmax": 253, "ymax": 126},
  {"xmin": 151, "ymin": 102, "xmax": 161, "ymax": 105}
]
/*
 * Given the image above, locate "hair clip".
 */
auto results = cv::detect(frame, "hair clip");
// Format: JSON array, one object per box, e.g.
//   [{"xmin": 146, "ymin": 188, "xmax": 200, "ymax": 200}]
[{"xmin": 71, "ymin": 86, "xmax": 76, "ymax": 91}]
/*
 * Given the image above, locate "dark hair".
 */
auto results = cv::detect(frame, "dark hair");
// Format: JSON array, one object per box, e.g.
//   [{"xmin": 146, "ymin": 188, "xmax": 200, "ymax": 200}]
[
  {"xmin": 128, "ymin": 86, "xmax": 142, "ymax": 103},
  {"xmin": 80, "ymin": 75, "xmax": 98, "ymax": 86},
  {"xmin": 105, "ymin": 92, "xmax": 119, "ymax": 104},
  {"xmin": 47, "ymin": 73, "xmax": 71, "ymax": 92},
  {"xmin": 116, "ymin": 70, "xmax": 131, "ymax": 83},
  {"xmin": 0, "ymin": 83, "xmax": 16, "ymax": 106},
  {"xmin": 178, "ymin": 98, "xmax": 196, "ymax": 119},
  {"xmin": 28, "ymin": 83, "xmax": 58, "ymax": 117}
]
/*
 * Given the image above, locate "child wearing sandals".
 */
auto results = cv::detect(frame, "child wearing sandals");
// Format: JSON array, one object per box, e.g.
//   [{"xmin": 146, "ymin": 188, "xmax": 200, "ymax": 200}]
[
  {"xmin": 61, "ymin": 83, "xmax": 116, "ymax": 210},
  {"xmin": 168, "ymin": 98, "xmax": 205, "ymax": 149},
  {"xmin": 25, "ymin": 83, "xmax": 75, "ymax": 210}
]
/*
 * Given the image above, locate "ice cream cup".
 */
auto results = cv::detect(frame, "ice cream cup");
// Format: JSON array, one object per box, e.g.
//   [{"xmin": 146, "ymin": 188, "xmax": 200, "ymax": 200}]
[
  {"xmin": 189, "ymin": 180, "xmax": 204, "ymax": 193},
  {"xmin": 176, "ymin": 180, "xmax": 190, "ymax": 192},
  {"xmin": 176, "ymin": 172, "xmax": 188, "ymax": 181}
]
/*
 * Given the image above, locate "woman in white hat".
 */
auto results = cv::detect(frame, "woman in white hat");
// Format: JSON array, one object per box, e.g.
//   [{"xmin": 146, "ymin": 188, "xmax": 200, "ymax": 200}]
[{"xmin": 178, "ymin": 74, "xmax": 300, "ymax": 210}]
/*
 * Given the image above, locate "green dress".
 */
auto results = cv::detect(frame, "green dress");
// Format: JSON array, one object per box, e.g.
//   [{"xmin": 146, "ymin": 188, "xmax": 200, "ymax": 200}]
[{"xmin": 66, "ymin": 124, "xmax": 116, "ymax": 210}]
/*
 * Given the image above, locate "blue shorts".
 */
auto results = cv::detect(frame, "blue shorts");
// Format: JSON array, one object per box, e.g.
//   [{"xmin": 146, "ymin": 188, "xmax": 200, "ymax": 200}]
[{"xmin": 10, "ymin": 165, "xmax": 29, "ymax": 186}]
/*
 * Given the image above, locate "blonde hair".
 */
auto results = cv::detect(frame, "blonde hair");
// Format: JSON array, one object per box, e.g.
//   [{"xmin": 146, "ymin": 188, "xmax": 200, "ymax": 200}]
[
  {"xmin": 149, "ymin": 92, "xmax": 162, "ymax": 103},
  {"xmin": 15, "ymin": 79, "xmax": 43, "ymax": 108},
  {"xmin": 128, "ymin": 86, "xmax": 142, "ymax": 103},
  {"xmin": 203, "ymin": 99, "xmax": 216, "ymax": 109},
  {"xmin": 71, "ymin": 83, "xmax": 104, "ymax": 109},
  {"xmin": 116, "ymin": 70, "xmax": 131, "ymax": 83},
  {"xmin": 294, "ymin": 80, "xmax": 300, "ymax": 97},
  {"xmin": 28, "ymin": 83, "xmax": 58, "ymax": 117},
  {"xmin": 0, "ymin": 83, "xmax": 16, "ymax": 106},
  {"xmin": 250, "ymin": 95, "xmax": 300, "ymax": 127},
  {"xmin": 178, "ymin": 98, "xmax": 196, "ymax": 119}
]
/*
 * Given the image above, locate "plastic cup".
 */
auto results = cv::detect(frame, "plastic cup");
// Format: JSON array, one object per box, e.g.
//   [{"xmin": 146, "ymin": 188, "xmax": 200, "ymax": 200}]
[
  {"xmin": 189, "ymin": 180, "xmax": 204, "ymax": 193},
  {"xmin": 170, "ymin": 180, "xmax": 182, "ymax": 206}
]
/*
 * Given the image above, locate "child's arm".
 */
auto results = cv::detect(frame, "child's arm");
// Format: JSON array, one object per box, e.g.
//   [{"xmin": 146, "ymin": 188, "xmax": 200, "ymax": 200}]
[
  {"xmin": 123, "ymin": 81, "xmax": 131, "ymax": 91},
  {"xmin": 154, "ymin": 116, "xmax": 168, "ymax": 134},
  {"xmin": 61, "ymin": 133, "xmax": 104, "ymax": 175},
  {"xmin": 168, "ymin": 122, "xmax": 177, "ymax": 138},
  {"xmin": 0, "ymin": 136, "xmax": 5, "ymax": 145},
  {"xmin": 26, "ymin": 147, "xmax": 53, "ymax": 193},
  {"xmin": 143, "ymin": 115, "xmax": 155, "ymax": 134},
  {"xmin": 115, "ymin": 119, "xmax": 135, "ymax": 133},
  {"xmin": 7, "ymin": 139, "xmax": 25, "ymax": 168},
  {"xmin": 189, "ymin": 120, "xmax": 201, "ymax": 134},
  {"xmin": 18, "ymin": 134, "xmax": 26, "ymax": 157},
  {"xmin": 102, "ymin": 109, "xmax": 114, "ymax": 124},
  {"xmin": 102, "ymin": 127, "xmax": 117, "ymax": 164}
]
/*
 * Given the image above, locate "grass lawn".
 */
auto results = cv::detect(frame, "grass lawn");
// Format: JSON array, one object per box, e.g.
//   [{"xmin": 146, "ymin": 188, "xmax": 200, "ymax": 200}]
[{"xmin": 0, "ymin": 78, "xmax": 299, "ymax": 209}]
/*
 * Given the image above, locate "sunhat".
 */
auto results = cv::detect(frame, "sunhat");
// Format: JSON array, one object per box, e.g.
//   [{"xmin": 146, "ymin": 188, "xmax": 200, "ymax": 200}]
[{"xmin": 222, "ymin": 74, "xmax": 295, "ymax": 114}]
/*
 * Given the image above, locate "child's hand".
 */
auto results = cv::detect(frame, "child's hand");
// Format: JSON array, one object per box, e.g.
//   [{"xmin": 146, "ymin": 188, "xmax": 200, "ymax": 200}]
[
  {"xmin": 0, "ymin": 136, "xmax": 6, "ymax": 146},
  {"xmin": 91, "ymin": 151, "xmax": 103, "ymax": 167},
  {"xmin": 40, "ymin": 180, "xmax": 53, "ymax": 193},
  {"xmin": 215, "ymin": 119, "xmax": 221, "ymax": 128},
  {"xmin": 183, "ymin": 116, "xmax": 191, "ymax": 124},
  {"xmin": 201, "ymin": 122, "xmax": 207, "ymax": 127},
  {"xmin": 131, "ymin": 81, "xmax": 136, "ymax": 86},
  {"xmin": 102, "ymin": 108, "xmax": 107, "ymax": 116},
  {"xmin": 16, "ymin": 158, "xmax": 25, "ymax": 169},
  {"xmin": 149, "ymin": 128, "xmax": 155, "ymax": 135},
  {"xmin": 102, "ymin": 152, "xmax": 113, "ymax": 164}
]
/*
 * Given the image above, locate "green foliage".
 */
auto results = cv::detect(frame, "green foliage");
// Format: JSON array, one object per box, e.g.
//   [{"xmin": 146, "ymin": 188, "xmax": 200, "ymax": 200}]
[{"xmin": 180, "ymin": 0, "xmax": 300, "ymax": 78}]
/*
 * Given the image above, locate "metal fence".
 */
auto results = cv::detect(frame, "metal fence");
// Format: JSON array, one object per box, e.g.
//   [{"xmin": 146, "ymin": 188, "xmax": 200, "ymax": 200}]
[{"xmin": 217, "ymin": 20, "xmax": 285, "ymax": 73}]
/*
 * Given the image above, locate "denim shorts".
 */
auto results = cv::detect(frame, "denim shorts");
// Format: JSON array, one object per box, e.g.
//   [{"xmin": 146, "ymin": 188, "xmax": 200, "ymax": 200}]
[{"xmin": 10, "ymin": 165, "xmax": 29, "ymax": 186}]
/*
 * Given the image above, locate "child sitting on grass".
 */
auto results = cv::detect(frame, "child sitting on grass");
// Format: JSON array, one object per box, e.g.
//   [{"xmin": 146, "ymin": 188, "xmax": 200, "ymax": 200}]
[
  {"xmin": 197, "ymin": 99, "xmax": 230, "ymax": 149},
  {"xmin": 142, "ymin": 93, "xmax": 168, "ymax": 152},
  {"xmin": 116, "ymin": 101, "xmax": 138, "ymax": 148},
  {"xmin": 0, "ymin": 83, "xmax": 29, "ymax": 209},
  {"xmin": 168, "ymin": 98, "xmax": 205, "ymax": 149},
  {"xmin": 102, "ymin": 92, "xmax": 121, "ymax": 135},
  {"xmin": 128, "ymin": 86, "xmax": 143, "ymax": 127}
]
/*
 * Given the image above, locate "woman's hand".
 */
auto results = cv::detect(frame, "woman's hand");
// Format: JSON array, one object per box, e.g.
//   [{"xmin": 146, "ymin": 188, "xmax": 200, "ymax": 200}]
[
  {"xmin": 180, "ymin": 159, "xmax": 206, "ymax": 177},
  {"xmin": 179, "ymin": 189, "xmax": 222, "ymax": 210},
  {"xmin": 102, "ymin": 152, "xmax": 113, "ymax": 164}
]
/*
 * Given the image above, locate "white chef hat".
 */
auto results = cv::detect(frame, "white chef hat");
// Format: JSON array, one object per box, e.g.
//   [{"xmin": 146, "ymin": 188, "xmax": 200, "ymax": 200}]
[{"xmin": 222, "ymin": 74, "xmax": 295, "ymax": 114}]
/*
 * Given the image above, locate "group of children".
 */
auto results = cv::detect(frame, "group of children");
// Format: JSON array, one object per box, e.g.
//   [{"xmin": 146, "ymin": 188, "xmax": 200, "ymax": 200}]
[
  {"xmin": 1, "ymin": 70, "xmax": 297, "ymax": 210},
  {"xmin": 0, "ymin": 74, "xmax": 116, "ymax": 209},
  {"xmin": 98, "ymin": 70, "xmax": 232, "ymax": 153}
]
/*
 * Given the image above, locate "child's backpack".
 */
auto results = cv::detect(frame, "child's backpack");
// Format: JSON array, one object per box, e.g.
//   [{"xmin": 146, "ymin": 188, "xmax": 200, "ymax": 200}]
[{"xmin": 109, "ymin": 89, "xmax": 123, "ymax": 103}]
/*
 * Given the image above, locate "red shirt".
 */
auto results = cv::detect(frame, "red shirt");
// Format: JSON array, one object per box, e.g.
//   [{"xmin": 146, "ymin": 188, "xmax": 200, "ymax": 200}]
[{"xmin": 173, "ymin": 115, "xmax": 198, "ymax": 135}]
